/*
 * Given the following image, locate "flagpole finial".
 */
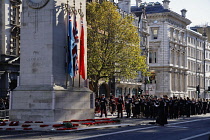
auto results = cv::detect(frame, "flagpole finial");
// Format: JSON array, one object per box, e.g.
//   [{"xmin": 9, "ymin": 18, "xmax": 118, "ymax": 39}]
[
  {"xmin": 78, "ymin": 2, "xmax": 84, "ymax": 17},
  {"xmin": 65, "ymin": 0, "xmax": 69, "ymax": 11},
  {"xmin": 65, "ymin": 0, "xmax": 77, "ymax": 15}
]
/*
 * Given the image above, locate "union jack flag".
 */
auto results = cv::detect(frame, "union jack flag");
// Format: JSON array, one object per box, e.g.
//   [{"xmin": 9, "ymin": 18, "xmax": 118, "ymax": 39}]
[
  {"xmin": 72, "ymin": 15, "xmax": 79, "ymax": 77},
  {"xmin": 68, "ymin": 14, "xmax": 75, "ymax": 77}
]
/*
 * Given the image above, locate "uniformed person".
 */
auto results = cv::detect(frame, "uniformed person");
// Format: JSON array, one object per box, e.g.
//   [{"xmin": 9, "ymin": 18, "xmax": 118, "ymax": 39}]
[
  {"xmin": 125, "ymin": 94, "xmax": 132, "ymax": 118},
  {"xmin": 99, "ymin": 95, "xmax": 108, "ymax": 117},
  {"xmin": 133, "ymin": 97, "xmax": 140, "ymax": 118},
  {"xmin": 110, "ymin": 95, "xmax": 116, "ymax": 116},
  {"xmin": 185, "ymin": 97, "xmax": 191, "ymax": 117},
  {"xmin": 117, "ymin": 95, "xmax": 124, "ymax": 118},
  {"xmin": 168, "ymin": 97, "xmax": 174, "ymax": 119}
]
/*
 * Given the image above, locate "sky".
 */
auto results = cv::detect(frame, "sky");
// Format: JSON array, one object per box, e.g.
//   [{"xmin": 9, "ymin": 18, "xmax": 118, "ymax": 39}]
[{"xmin": 130, "ymin": 0, "xmax": 210, "ymax": 27}]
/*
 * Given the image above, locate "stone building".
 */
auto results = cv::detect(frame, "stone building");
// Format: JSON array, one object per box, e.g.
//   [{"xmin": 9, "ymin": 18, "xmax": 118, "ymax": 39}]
[
  {"xmin": 132, "ymin": 0, "xmax": 190, "ymax": 97},
  {"xmin": 205, "ymin": 42, "xmax": 210, "ymax": 99},
  {"xmin": 186, "ymin": 29, "xmax": 207, "ymax": 98},
  {"xmin": 0, "ymin": 0, "xmax": 21, "ymax": 98},
  {"xmin": 131, "ymin": 0, "xmax": 210, "ymax": 98}
]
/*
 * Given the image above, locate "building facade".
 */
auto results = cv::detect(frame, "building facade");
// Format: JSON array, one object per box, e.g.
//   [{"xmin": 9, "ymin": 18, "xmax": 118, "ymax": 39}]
[
  {"xmin": 0, "ymin": 0, "xmax": 21, "ymax": 98},
  {"xmin": 131, "ymin": 0, "xmax": 210, "ymax": 98},
  {"xmin": 186, "ymin": 29, "xmax": 207, "ymax": 98}
]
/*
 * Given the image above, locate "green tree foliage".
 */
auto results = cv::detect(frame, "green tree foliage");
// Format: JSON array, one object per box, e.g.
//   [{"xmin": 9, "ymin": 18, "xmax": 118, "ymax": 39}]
[{"xmin": 86, "ymin": 1, "xmax": 148, "ymax": 93}]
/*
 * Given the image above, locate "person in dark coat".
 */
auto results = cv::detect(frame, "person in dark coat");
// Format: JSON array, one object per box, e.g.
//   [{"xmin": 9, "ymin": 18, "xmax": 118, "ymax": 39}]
[
  {"xmin": 179, "ymin": 97, "xmax": 184, "ymax": 117},
  {"xmin": 117, "ymin": 95, "xmax": 124, "ymax": 118},
  {"xmin": 133, "ymin": 97, "xmax": 141, "ymax": 118},
  {"xmin": 125, "ymin": 94, "xmax": 132, "ymax": 118},
  {"xmin": 195, "ymin": 99, "xmax": 200, "ymax": 115},
  {"xmin": 95, "ymin": 98, "xmax": 100, "ymax": 116},
  {"xmin": 185, "ymin": 97, "xmax": 191, "ymax": 117},
  {"xmin": 155, "ymin": 98, "xmax": 167, "ymax": 126},
  {"xmin": 173, "ymin": 97, "xmax": 179, "ymax": 119},
  {"xmin": 110, "ymin": 95, "xmax": 116, "ymax": 116},
  {"xmin": 168, "ymin": 97, "xmax": 174, "ymax": 119},
  {"xmin": 191, "ymin": 98, "xmax": 196, "ymax": 115},
  {"xmin": 99, "ymin": 95, "xmax": 108, "ymax": 117},
  {"xmin": 150, "ymin": 98, "xmax": 156, "ymax": 119},
  {"xmin": 144, "ymin": 98, "xmax": 150, "ymax": 119},
  {"xmin": 202, "ymin": 98, "xmax": 208, "ymax": 114},
  {"xmin": 198, "ymin": 99, "xmax": 203, "ymax": 115},
  {"xmin": 163, "ymin": 95, "xmax": 169, "ymax": 121}
]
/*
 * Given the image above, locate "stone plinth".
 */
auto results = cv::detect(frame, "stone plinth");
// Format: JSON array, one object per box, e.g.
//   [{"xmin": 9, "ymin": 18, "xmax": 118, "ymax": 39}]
[{"xmin": 10, "ymin": 86, "xmax": 94, "ymax": 122}]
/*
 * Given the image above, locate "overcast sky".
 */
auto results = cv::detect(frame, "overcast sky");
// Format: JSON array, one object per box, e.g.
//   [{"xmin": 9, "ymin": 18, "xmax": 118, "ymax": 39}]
[{"xmin": 130, "ymin": 0, "xmax": 210, "ymax": 27}]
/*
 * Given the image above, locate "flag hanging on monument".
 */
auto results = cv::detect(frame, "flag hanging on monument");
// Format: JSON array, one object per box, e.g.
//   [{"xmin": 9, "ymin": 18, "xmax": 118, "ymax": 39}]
[
  {"xmin": 79, "ymin": 17, "xmax": 86, "ymax": 80},
  {"xmin": 68, "ymin": 14, "xmax": 75, "ymax": 77},
  {"xmin": 72, "ymin": 14, "xmax": 79, "ymax": 77}
]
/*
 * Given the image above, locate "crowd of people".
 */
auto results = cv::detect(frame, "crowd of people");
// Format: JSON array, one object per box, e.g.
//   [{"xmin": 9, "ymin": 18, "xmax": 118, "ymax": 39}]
[{"xmin": 95, "ymin": 94, "xmax": 210, "ymax": 126}]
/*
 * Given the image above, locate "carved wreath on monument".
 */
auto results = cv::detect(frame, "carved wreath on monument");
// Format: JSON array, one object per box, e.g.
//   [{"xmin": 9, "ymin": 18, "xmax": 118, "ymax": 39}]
[{"xmin": 26, "ymin": 0, "xmax": 50, "ymax": 9}]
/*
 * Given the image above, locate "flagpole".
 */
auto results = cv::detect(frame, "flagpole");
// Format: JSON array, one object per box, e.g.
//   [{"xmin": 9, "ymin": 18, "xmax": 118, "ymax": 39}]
[
  {"xmin": 78, "ymin": 2, "xmax": 82, "ymax": 88},
  {"xmin": 65, "ymin": 0, "xmax": 69, "ymax": 89},
  {"xmin": 72, "ymin": 0, "xmax": 77, "ymax": 88}
]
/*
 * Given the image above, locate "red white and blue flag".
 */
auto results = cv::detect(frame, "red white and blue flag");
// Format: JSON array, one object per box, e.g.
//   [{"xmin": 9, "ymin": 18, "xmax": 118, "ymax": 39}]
[
  {"xmin": 68, "ymin": 14, "xmax": 75, "ymax": 77},
  {"xmin": 72, "ymin": 15, "xmax": 79, "ymax": 77},
  {"xmin": 68, "ymin": 14, "xmax": 79, "ymax": 78}
]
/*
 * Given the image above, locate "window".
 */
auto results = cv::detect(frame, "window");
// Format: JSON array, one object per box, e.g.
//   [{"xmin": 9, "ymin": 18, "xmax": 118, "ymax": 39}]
[
  {"xmin": 188, "ymin": 61, "xmax": 190, "ymax": 70},
  {"xmin": 154, "ymin": 52, "xmax": 157, "ymax": 63},
  {"xmin": 151, "ymin": 28, "xmax": 159, "ymax": 39},
  {"xmin": 10, "ymin": 4, "xmax": 21, "ymax": 56},
  {"xmin": 10, "ymin": 37, "xmax": 19, "ymax": 55},
  {"xmin": 149, "ymin": 52, "xmax": 157, "ymax": 63},
  {"xmin": 149, "ymin": 52, "xmax": 152, "ymax": 63},
  {"xmin": 10, "ymin": 6, "xmax": 20, "ymax": 25}
]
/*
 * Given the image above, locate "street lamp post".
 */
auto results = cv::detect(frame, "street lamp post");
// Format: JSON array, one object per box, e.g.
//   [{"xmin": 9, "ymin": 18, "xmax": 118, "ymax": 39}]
[
  {"xmin": 144, "ymin": 77, "xmax": 147, "ymax": 95},
  {"xmin": 197, "ymin": 67, "xmax": 201, "ymax": 98}
]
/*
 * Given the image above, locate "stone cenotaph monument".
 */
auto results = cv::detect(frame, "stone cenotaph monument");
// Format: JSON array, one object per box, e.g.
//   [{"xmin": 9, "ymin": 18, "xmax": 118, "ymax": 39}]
[{"xmin": 9, "ymin": 0, "xmax": 94, "ymax": 122}]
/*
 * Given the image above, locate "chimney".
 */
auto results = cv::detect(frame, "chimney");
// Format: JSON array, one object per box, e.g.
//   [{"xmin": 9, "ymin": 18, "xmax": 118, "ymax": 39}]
[
  {"xmin": 181, "ymin": 9, "xmax": 187, "ymax": 18},
  {"xmin": 136, "ymin": 0, "xmax": 142, "ymax": 7},
  {"xmin": 162, "ymin": 0, "xmax": 170, "ymax": 9}
]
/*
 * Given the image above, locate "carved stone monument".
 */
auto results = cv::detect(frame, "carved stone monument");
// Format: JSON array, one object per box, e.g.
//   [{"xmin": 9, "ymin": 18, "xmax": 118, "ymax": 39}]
[{"xmin": 9, "ymin": 0, "xmax": 94, "ymax": 122}]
